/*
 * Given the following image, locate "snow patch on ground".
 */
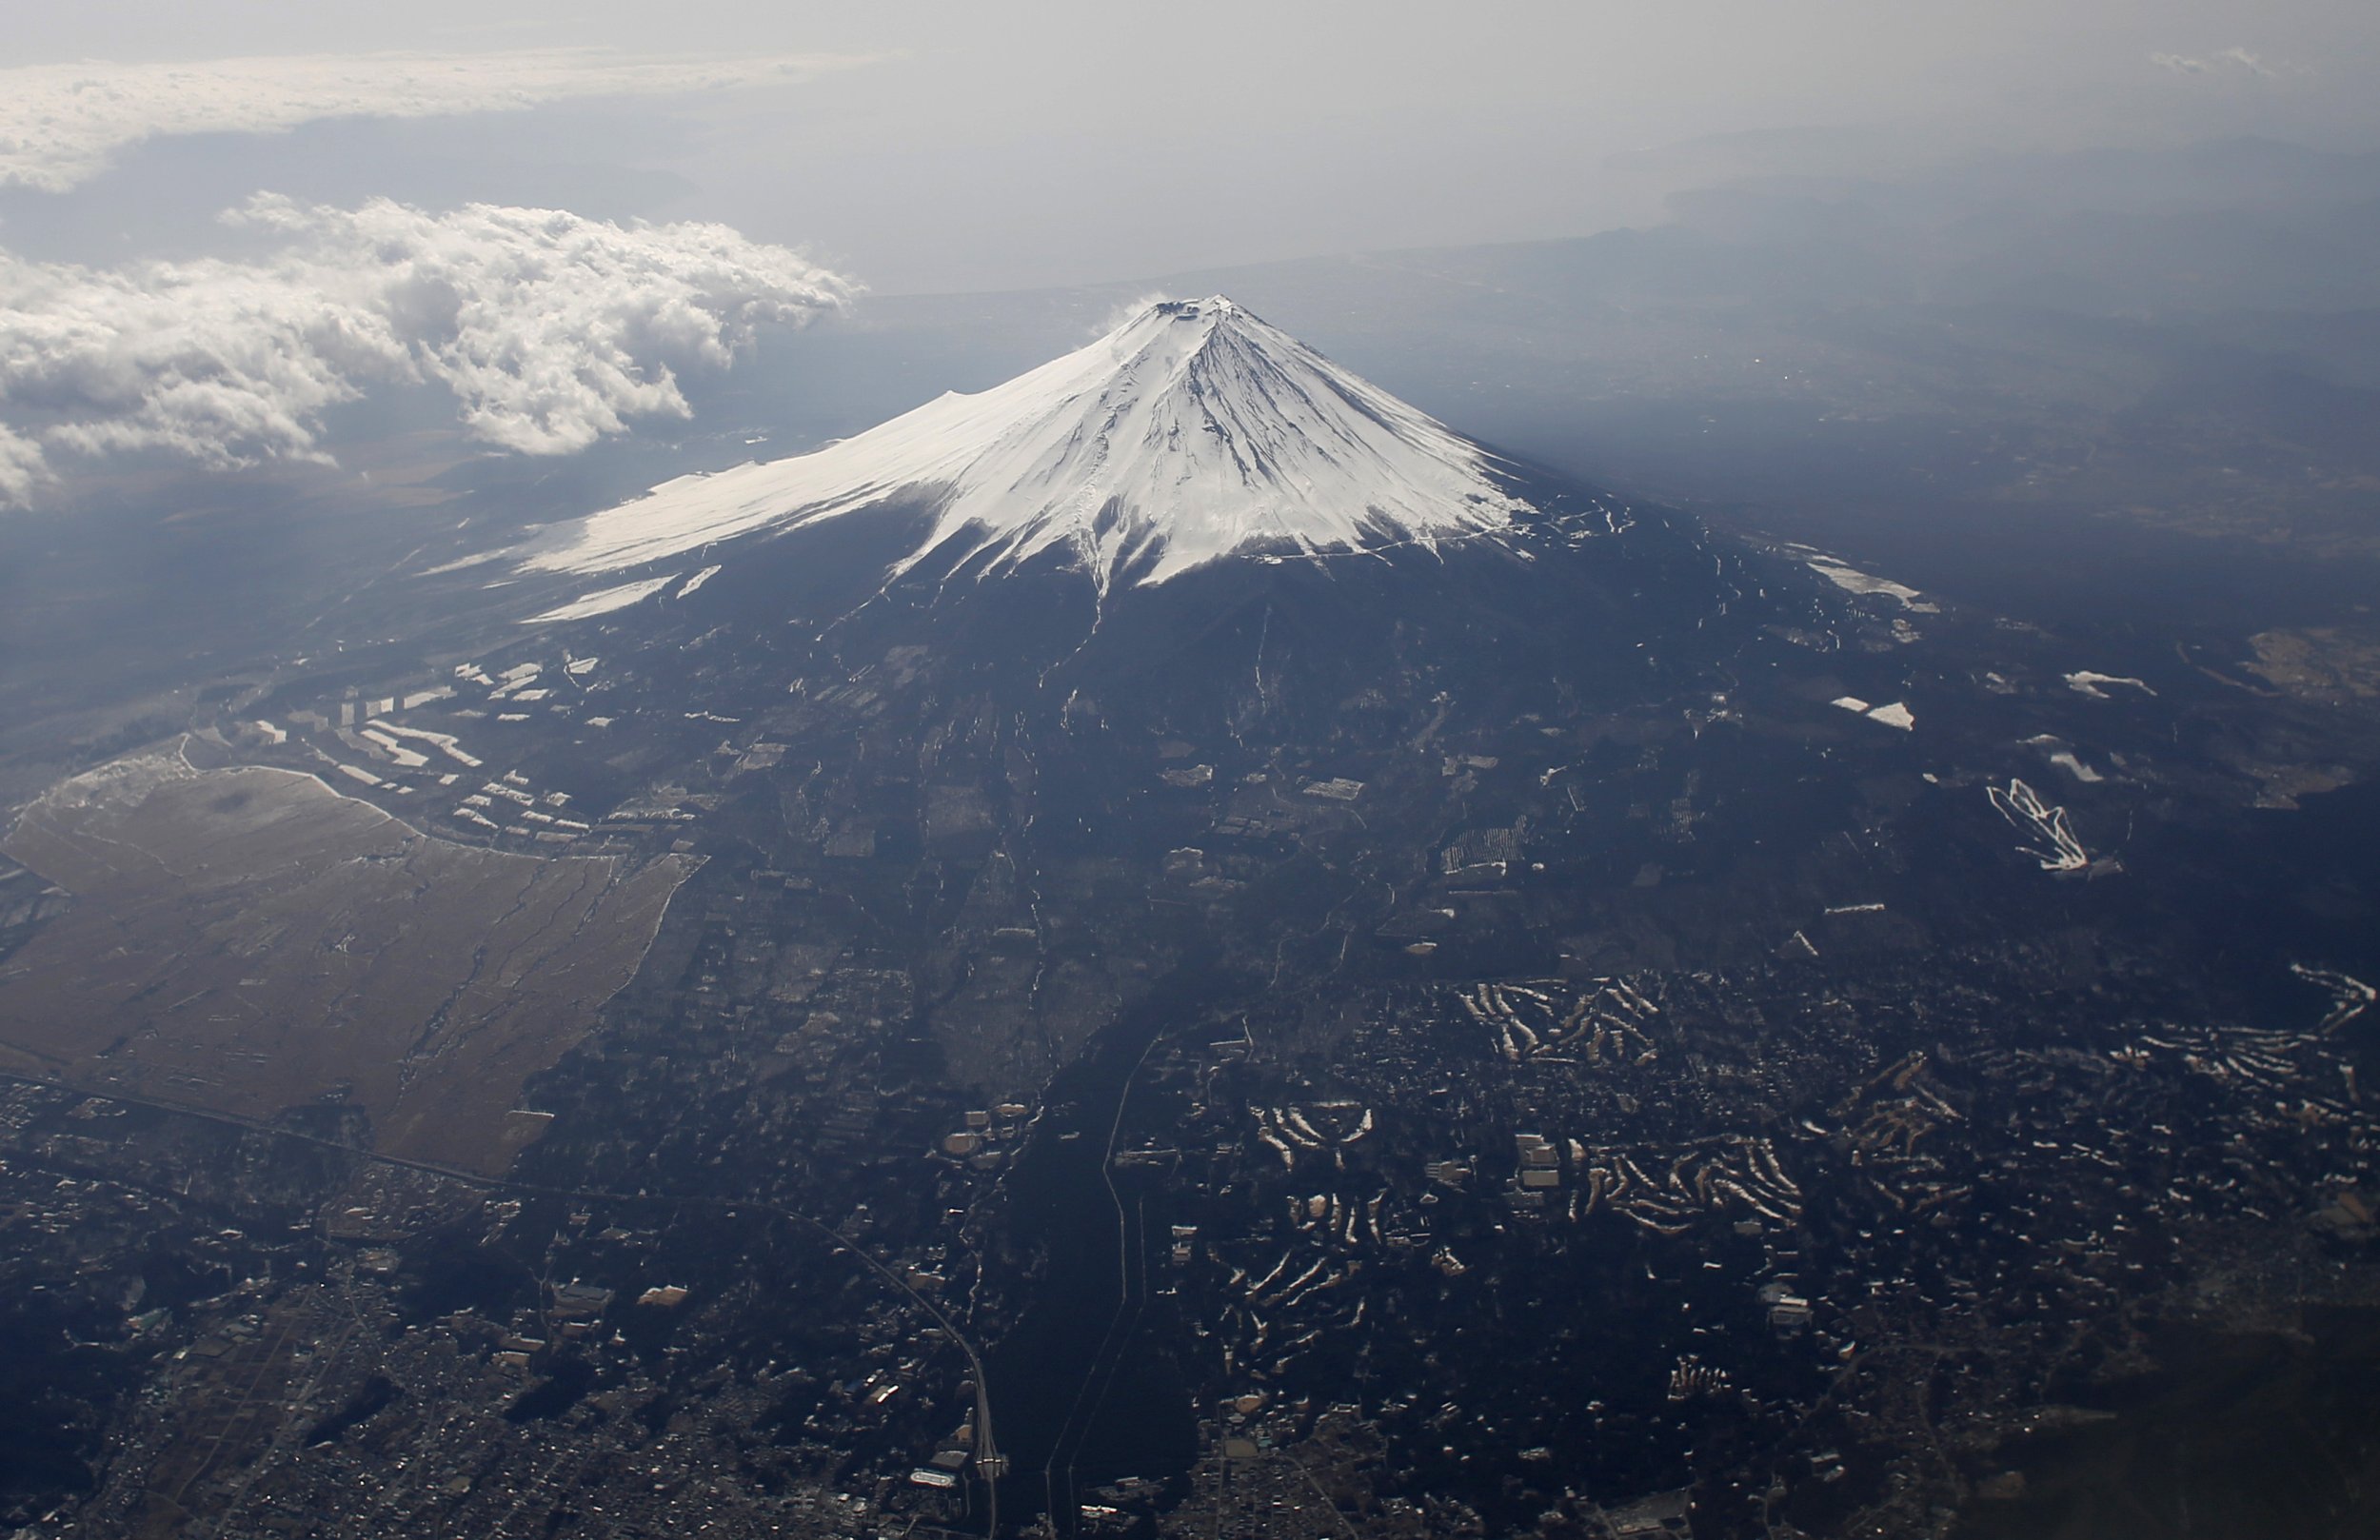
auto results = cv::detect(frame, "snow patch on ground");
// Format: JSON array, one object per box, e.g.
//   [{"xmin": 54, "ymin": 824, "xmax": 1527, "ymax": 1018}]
[
  {"xmin": 2065, "ymin": 671, "xmax": 2155, "ymax": 699},
  {"xmin": 1792, "ymin": 547, "xmax": 1937, "ymax": 611},
  {"xmin": 421, "ymin": 549, "xmax": 506, "ymax": 576},
  {"xmin": 1990, "ymin": 779, "xmax": 2090, "ymax": 872},
  {"xmin": 1865, "ymin": 701, "xmax": 1915, "ymax": 730},
  {"xmin": 526, "ymin": 573, "xmax": 678, "ymax": 623},
  {"xmin": 2025, "ymin": 734, "xmax": 2103, "ymax": 782}
]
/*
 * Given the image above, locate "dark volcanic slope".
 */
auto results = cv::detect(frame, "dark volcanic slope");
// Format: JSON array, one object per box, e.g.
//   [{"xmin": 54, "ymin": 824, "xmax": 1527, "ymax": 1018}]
[{"xmin": 516, "ymin": 465, "xmax": 1749, "ymax": 744}]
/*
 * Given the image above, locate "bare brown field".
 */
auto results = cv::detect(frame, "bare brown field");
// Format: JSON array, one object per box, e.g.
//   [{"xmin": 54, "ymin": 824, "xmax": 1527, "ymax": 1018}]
[{"xmin": 0, "ymin": 742, "xmax": 694, "ymax": 1173}]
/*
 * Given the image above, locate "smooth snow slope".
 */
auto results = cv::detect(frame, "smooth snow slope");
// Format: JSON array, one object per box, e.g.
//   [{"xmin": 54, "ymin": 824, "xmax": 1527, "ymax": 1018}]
[{"xmin": 525, "ymin": 296, "xmax": 1535, "ymax": 591}]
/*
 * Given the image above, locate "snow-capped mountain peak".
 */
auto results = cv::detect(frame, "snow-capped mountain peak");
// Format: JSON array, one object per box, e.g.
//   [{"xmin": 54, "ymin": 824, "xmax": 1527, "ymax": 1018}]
[{"xmin": 525, "ymin": 295, "xmax": 1536, "ymax": 592}]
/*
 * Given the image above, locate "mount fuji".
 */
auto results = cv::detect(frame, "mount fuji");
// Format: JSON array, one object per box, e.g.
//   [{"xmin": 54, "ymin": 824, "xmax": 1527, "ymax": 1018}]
[
  {"xmin": 523, "ymin": 296, "xmax": 1539, "ymax": 598},
  {"xmin": 454, "ymin": 291, "xmax": 1770, "ymax": 744}
]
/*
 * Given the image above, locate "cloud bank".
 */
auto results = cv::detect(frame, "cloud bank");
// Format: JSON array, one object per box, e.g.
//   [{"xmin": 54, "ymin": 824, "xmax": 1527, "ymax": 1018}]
[
  {"xmin": 0, "ymin": 49, "xmax": 873, "ymax": 193},
  {"xmin": 0, "ymin": 196, "xmax": 858, "ymax": 503}
]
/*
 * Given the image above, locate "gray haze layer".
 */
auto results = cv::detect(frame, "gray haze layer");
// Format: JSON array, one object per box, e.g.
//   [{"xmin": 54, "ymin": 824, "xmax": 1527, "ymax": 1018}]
[{"xmin": 7, "ymin": 1, "xmax": 2378, "ymax": 292}]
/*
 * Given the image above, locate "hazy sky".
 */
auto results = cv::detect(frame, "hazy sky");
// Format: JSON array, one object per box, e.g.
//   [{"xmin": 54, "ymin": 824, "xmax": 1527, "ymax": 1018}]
[
  {"xmin": 8, "ymin": 2, "xmax": 2376, "ymax": 291},
  {"xmin": 1, "ymin": 1, "xmax": 2374, "ymax": 505}
]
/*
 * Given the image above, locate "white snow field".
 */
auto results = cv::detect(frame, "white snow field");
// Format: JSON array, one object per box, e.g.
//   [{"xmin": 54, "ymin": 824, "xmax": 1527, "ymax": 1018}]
[{"xmin": 524, "ymin": 296, "xmax": 1536, "ymax": 593}]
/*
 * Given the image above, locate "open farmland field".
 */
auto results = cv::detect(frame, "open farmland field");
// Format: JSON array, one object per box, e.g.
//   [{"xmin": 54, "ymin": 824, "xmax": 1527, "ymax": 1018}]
[{"xmin": 0, "ymin": 741, "xmax": 694, "ymax": 1172}]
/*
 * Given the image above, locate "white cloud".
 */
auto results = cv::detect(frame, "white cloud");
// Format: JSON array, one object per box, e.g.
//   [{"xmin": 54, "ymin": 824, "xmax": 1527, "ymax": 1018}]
[
  {"xmin": 2150, "ymin": 48, "xmax": 2291, "ymax": 80},
  {"xmin": 0, "ymin": 424, "xmax": 44, "ymax": 505},
  {"xmin": 0, "ymin": 195, "xmax": 858, "ymax": 502},
  {"xmin": 1092, "ymin": 290, "xmax": 1177, "ymax": 337},
  {"xmin": 0, "ymin": 49, "xmax": 876, "ymax": 193}
]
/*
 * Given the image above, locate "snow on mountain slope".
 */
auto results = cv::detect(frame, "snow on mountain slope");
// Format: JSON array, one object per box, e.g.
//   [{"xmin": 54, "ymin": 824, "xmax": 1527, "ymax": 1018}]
[{"xmin": 524, "ymin": 296, "xmax": 1536, "ymax": 592}]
